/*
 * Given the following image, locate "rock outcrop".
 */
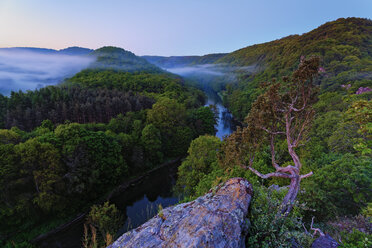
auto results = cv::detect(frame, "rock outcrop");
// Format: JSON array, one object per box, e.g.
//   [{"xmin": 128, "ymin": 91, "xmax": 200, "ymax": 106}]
[
  {"xmin": 109, "ymin": 178, "xmax": 253, "ymax": 248},
  {"xmin": 311, "ymin": 234, "xmax": 339, "ymax": 248}
]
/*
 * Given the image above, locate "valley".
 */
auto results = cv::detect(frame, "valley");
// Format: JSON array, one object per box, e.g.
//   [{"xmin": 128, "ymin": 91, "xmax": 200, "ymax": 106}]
[{"xmin": 0, "ymin": 17, "xmax": 371, "ymax": 248}]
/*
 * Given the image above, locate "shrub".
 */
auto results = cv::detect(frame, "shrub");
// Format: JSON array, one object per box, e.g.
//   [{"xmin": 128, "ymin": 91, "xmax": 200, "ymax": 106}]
[
  {"xmin": 247, "ymin": 186, "xmax": 313, "ymax": 248},
  {"xmin": 84, "ymin": 202, "xmax": 123, "ymax": 247},
  {"xmin": 340, "ymin": 229, "xmax": 372, "ymax": 248}
]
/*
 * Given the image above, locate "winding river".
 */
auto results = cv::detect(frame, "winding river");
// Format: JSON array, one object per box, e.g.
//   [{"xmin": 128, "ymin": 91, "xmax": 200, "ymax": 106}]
[{"xmin": 35, "ymin": 72, "xmax": 237, "ymax": 248}]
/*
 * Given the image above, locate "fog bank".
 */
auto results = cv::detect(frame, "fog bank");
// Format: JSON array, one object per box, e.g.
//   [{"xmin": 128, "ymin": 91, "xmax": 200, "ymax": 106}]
[{"xmin": 0, "ymin": 49, "xmax": 94, "ymax": 95}]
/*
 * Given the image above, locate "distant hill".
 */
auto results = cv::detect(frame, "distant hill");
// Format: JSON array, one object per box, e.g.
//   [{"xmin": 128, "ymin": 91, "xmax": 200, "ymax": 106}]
[
  {"xmin": 0, "ymin": 46, "xmax": 93, "ymax": 55},
  {"xmin": 143, "ymin": 53, "xmax": 227, "ymax": 68},
  {"xmin": 90, "ymin": 46, "xmax": 163, "ymax": 73},
  {"xmin": 0, "ymin": 46, "xmax": 169, "ymax": 94},
  {"xmin": 58, "ymin": 46, "xmax": 93, "ymax": 55}
]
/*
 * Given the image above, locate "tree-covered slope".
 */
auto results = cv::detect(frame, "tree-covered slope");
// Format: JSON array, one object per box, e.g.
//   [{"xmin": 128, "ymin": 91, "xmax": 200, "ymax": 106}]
[
  {"xmin": 218, "ymin": 17, "xmax": 371, "ymax": 72},
  {"xmin": 90, "ymin": 46, "xmax": 163, "ymax": 72},
  {"xmin": 218, "ymin": 17, "xmax": 372, "ymax": 119},
  {"xmin": 58, "ymin": 46, "xmax": 93, "ymax": 55},
  {"xmin": 143, "ymin": 53, "xmax": 227, "ymax": 68}
]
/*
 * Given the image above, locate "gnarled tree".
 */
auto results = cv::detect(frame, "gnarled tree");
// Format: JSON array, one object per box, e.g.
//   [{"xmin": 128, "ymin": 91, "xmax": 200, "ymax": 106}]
[{"xmin": 220, "ymin": 57, "xmax": 320, "ymax": 215}]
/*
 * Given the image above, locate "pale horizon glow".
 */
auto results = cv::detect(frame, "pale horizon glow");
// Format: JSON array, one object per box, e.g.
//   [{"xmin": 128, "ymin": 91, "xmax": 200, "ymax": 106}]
[{"xmin": 0, "ymin": 0, "xmax": 371, "ymax": 56}]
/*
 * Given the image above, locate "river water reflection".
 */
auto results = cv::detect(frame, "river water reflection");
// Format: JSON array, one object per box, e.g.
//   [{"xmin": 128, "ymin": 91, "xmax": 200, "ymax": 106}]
[{"xmin": 205, "ymin": 91, "xmax": 237, "ymax": 140}]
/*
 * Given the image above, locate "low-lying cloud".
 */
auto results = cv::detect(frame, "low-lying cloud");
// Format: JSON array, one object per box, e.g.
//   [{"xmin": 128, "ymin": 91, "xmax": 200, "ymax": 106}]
[
  {"xmin": 0, "ymin": 49, "xmax": 94, "ymax": 95},
  {"xmin": 166, "ymin": 64, "xmax": 225, "ymax": 76},
  {"xmin": 165, "ymin": 63, "xmax": 258, "ymax": 78}
]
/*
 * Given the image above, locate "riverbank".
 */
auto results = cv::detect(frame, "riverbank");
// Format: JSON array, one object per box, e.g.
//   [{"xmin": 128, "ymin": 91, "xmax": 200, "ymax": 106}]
[{"xmin": 32, "ymin": 157, "xmax": 182, "ymax": 248}]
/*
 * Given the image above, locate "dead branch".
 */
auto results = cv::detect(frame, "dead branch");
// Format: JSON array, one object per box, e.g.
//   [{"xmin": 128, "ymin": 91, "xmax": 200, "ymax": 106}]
[
  {"xmin": 310, "ymin": 216, "xmax": 325, "ymax": 237},
  {"xmin": 246, "ymin": 166, "xmax": 293, "ymax": 179},
  {"xmin": 300, "ymin": 171, "xmax": 313, "ymax": 179}
]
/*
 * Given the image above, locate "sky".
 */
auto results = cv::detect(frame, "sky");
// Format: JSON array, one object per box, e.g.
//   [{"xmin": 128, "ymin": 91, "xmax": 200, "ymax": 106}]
[{"xmin": 0, "ymin": 0, "xmax": 371, "ymax": 56}]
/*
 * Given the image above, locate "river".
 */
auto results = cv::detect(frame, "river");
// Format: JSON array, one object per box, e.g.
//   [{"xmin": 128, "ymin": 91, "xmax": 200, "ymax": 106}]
[
  {"xmin": 35, "ymin": 73, "xmax": 237, "ymax": 248},
  {"xmin": 204, "ymin": 90, "xmax": 237, "ymax": 139}
]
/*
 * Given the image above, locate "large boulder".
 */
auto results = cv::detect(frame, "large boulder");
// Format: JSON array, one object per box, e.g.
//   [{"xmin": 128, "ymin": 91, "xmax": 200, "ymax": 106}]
[
  {"xmin": 109, "ymin": 178, "xmax": 253, "ymax": 248},
  {"xmin": 311, "ymin": 234, "xmax": 339, "ymax": 248}
]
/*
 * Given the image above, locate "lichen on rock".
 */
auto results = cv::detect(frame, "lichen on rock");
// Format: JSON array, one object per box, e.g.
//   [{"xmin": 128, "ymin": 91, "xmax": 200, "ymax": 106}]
[{"xmin": 108, "ymin": 177, "xmax": 253, "ymax": 248}]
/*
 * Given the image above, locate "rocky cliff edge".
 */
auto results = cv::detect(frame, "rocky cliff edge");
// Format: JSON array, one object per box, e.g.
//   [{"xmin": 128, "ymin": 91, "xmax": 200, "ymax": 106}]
[{"xmin": 109, "ymin": 177, "xmax": 253, "ymax": 248}]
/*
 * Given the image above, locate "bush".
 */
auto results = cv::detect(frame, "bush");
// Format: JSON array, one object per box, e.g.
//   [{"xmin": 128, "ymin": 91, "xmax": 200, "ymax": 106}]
[
  {"xmin": 84, "ymin": 202, "xmax": 123, "ymax": 248},
  {"xmin": 340, "ymin": 229, "xmax": 372, "ymax": 248},
  {"xmin": 247, "ymin": 186, "xmax": 313, "ymax": 248},
  {"xmin": 301, "ymin": 154, "xmax": 372, "ymax": 219},
  {"xmin": 176, "ymin": 135, "xmax": 221, "ymax": 196}
]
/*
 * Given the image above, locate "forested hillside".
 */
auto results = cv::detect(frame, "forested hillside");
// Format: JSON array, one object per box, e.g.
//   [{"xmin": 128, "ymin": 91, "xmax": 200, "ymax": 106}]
[
  {"xmin": 175, "ymin": 18, "xmax": 372, "ymax": 247},
  {"xmin": 0, "ymin": 46, "xmax": 217, "ymax": 247},
  {"xmin": 143, "ymin": 53, "xmax": 226, "ymax": 68},
  {"xmin": 218, "ymin": 17, "xmax": 372, "ymax": 120},
  {"xmin": 91, "ymin": 46, "xmax": 163, "ymax": 72}
]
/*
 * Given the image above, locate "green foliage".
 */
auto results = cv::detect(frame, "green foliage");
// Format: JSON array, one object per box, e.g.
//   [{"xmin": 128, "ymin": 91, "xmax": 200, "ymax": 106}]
[
  {"xmin": 190, "ymin": 106, "xmax": 217, "ymax": 136},
  {"xmin": 175, "ymin": 20, "xmax": 371, "ymax": 242},
  {"xmin": 0, "ymin": 42, "xmax": 215, "ymax": 246},
  {"xmin": 247, "ymin": 186, "xmax": 313, "ymax": 248},
  {"xmin": 340, "ymin": 229, "xmax": 372, "ymax": 248},
  {"xmin": 2, "ymin": 63, "xmax": 205, "ymax": 131},
  {"xmin": 344, "ymin": 100, "xmax": 372, "ymax": 155},
  {"xmin": 0, "ymin": 88, "xmax": 214, "ymax": 245},
  {"xmin": 141, "ymin": 124, "xmax": 163, "ymax": 163},
  {"xmin": 146, "ymin": 97, "xmax": 200, "ymax": 157},
  {"xmin": 0, "ymin": 129, "xmax": 21, "ymax": 144},
  {"xmin": 87, "ymin": 202, "xmax": 123, "ymax": 240},
  {"xmin": 214, "ymin": 18, "xmax": 372, "ymax": 222},
  {"xmin": 176, "ymin": 135, "xmax": 221, "ymax": 196},
  {"xmin": 301, "ymin": 154, "xmax": 372, "ymax": 219},
  {"xmin": 3, "ymin": 85, "xmax": 154, "ymax": 131},
  {"xmin": 328, "ymin": 121, "xmax": 360, "ymax": 153},
  {"xmin": 66, "ymin": 69, "xmax": 204, "ymax": 109},
  {"xmin": 147, "ymin": 97, "xmax": 186, "ymax": 130},
  {"xmin": 0, "ymin": 94, "xmax": 7, "ymax": 129},
  {"xmin": 221, "ymin": 18, "xmax": 372, "ymax": 120},
  {"xmin": 15, "ymin": 138, "xmax": 65, "ymax": 212},
  {"xmin": 90, "ymin": 46, "xmax": 162, "ymax": 73}
]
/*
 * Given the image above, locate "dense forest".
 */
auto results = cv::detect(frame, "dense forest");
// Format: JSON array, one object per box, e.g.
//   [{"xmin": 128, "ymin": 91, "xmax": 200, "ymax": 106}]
[
  {"xmin": 2, "ymin": 86, "xmax": 154, "ymax": 131},
  {"xmin": 175, "ymin": 18, "xmax": 372, "ymax": 247},
  {"xmin": 0, "ymin": 47, "xmax": 217, "ymax": 247},
  {"xmin": 1, "ymin": 69, "xmax": 204, "ymax": 131}
]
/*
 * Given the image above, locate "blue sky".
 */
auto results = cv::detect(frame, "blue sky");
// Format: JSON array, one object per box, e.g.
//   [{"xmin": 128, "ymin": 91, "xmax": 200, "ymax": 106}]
[{"xmin": 0, "ymin": 0, "xmax": 371, "ymax": 56}]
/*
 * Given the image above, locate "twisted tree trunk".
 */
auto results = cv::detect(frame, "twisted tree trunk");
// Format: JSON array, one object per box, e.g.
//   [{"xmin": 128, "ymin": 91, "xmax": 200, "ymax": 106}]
[{"xmin": 281, "ymin": 175, "xmax": 300, "ymax": 215}]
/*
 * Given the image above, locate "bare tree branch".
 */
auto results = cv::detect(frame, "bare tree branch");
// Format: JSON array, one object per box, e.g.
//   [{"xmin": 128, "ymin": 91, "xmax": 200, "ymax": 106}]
[
  {"xmin": 300, "ymin": 171, "xmax": 313, "ymax": 179},
  {"xmin": 278, "ymin": 165, "xmax": 299, "ymax": 174},
  {"xmin": 291, "ymin": 105, "xmax": 306, "ymax": 112},
  {"xmin": 245, "ymin": 166, "xmax": 293, "ymax": 179},
  {"xmin": 259, "ymin": 126, "xmax": 285, "ymax": 135},
  {"xmin": 302, "ymin": 223, "xmax": 309, "ymax": 235},
  {"xmin": 310, "ymin": 216, "xmax": 325, "ymax": 237},
  {"xmin": 292, "ymin": 117, "xmax": 308, "ymax": 147}
]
